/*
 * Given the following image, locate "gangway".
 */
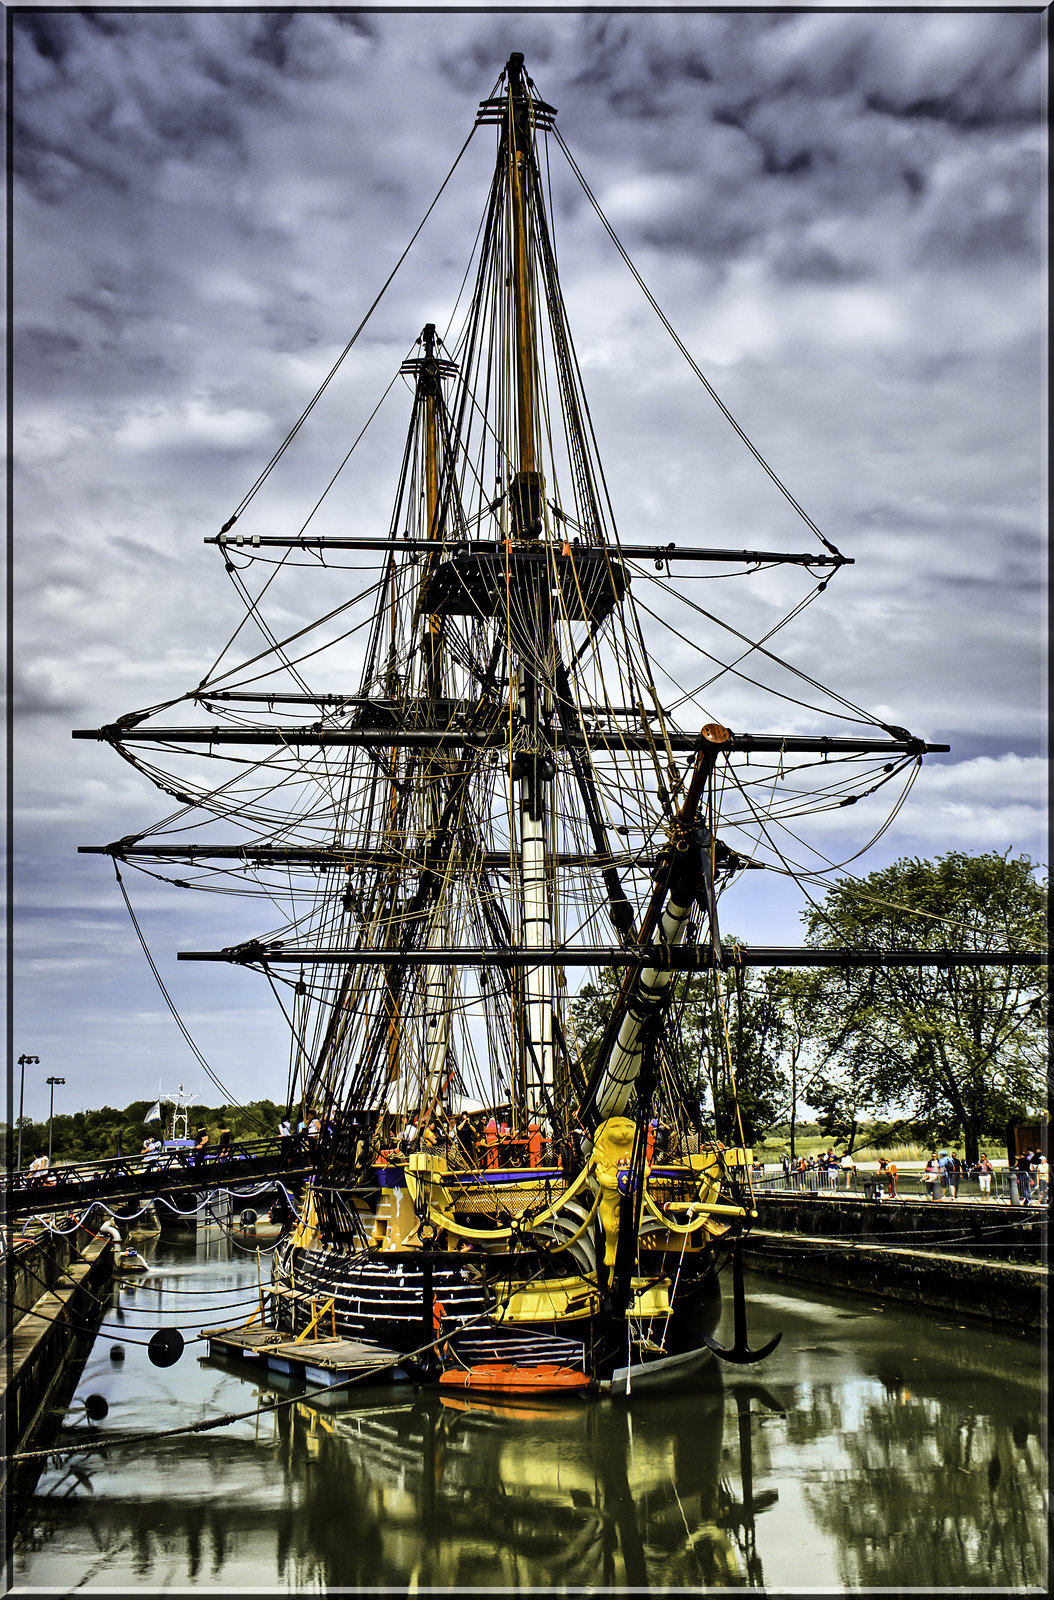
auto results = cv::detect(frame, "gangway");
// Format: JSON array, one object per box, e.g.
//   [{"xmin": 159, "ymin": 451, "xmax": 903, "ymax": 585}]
[{"xmin": 2, "ymin": 1136, "xmax": 315, "ymax": 1226}]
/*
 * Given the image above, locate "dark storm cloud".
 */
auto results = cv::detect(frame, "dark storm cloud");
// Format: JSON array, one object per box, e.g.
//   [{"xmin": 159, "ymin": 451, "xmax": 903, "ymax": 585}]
[{"xmin": 11, "ymin": 9, "xmax": 1045, "ymax": 1110}]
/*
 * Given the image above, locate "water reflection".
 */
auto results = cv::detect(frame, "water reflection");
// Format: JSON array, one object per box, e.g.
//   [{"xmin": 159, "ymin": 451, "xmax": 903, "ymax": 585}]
[
  {"xmin": 273, "ymin": 1381, "xmax": 752, "ymax": 1589},
  {"xmin": 796, "ymin": 1382, "xmax": 1046, "ymax": 1590},
  {"xmin": 12, "ymin": 1248, "xmax": 1047, "ymax": 1591}
]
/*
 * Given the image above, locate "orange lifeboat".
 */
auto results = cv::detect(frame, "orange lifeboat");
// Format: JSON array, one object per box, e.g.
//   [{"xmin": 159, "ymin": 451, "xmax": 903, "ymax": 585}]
[{"xmin": 438, "ymin": 1361, "xmax": 591, "ymax": 1396}]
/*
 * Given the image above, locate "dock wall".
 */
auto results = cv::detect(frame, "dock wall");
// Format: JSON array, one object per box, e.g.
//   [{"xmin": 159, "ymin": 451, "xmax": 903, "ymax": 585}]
[
  {"xmin": 743, "ymin": 1195, "xmax": 1046, "ymax": 1330},
  {"xmin": 750, "ymin": 1192, "xmax": 1045, "ymax": 1260},
  {"xmin": 2, "ymin": 1228, "xmax": 113, "ymax": 1488}
]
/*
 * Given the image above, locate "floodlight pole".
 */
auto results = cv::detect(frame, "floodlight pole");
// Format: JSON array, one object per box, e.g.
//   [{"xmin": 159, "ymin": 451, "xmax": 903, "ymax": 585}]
[
  {"xmin": 47, "ymin": 1076, "xmax": 66, "ymax": 1165},
  {"xmin": 16, "ymin": 1054, "xmax": 40, "ymax": 1172}
]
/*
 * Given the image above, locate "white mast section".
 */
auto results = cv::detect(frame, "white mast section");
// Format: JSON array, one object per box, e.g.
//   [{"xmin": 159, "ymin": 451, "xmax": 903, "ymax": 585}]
[
  {"xmin": 419, "ymin": 326, "xmax": 452, "ymax": 1117},
  {"xmin": 506, "ymin": 59, "xmax": 555, "ymax": 1121}
]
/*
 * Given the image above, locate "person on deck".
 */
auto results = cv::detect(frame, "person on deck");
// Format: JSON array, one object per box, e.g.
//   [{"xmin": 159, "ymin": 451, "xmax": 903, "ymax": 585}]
[
  {"xmin": 455, "ymin": 1113, "xmax": 476, "ymax": 1166},
  {"xmin": 217, "ymin": 1127, "xmax": 232, "ymax": 1162},
  {"xmin": 193, "ymin": 1126, "xmax": 210, "ymax": 1165}
]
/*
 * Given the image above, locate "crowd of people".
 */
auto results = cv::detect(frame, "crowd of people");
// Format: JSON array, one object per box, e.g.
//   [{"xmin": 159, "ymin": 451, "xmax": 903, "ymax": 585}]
[{"xmin": 774, "ymin": 1144, "xmax": 1049, "ymax": 1203}]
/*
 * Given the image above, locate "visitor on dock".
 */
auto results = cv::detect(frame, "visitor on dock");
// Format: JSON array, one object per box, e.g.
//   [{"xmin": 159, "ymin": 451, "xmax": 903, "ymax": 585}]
[
  {"xmin": 1035, "ymin": 1153, "xmax": 1049, "ymax": 1203},
  {"xmin": 1016, "ymin": 1149, "xmax": 1034, "ymax": 1205},
  {"xmin": 887, "ymin": 1159, "xmax": 898, "ymax": 1198},
  {"xmin": 840, "ymin": 1151, "xmax": 856, "ymax": 1190},
  {"xmin": 924, "ymin": 1155, "xmax": 940, "ymax": 1200},
  {"xmin": 972, "ymin": 1152, "xmax": 993, "ymax": 1198},
  {"xmin": 938, "ymin": 1151, "xmax": 952, "ymax": 1198},
  {"xmin": 949, "ymin": 1149, "xmax": 966, "ymax": 1199}
]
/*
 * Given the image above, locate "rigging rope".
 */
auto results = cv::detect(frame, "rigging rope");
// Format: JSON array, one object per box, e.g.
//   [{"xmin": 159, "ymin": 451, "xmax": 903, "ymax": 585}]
[
  {"xmin": 112, "ymin": 861, "xmax": 261, "ymax": 1120},
  {"xmin": 554, "ymin": 127, "xmax": 841, "ymax": 558},
  {"xmin": 224, "ymin": 124, "xmax": 480, "ymax": 525}
]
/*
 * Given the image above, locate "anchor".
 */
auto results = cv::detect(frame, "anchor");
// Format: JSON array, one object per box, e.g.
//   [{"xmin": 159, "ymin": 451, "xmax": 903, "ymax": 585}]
[{"xmin": 701, "ymin": 1236, "xmax": 782, "ymax": 1365}]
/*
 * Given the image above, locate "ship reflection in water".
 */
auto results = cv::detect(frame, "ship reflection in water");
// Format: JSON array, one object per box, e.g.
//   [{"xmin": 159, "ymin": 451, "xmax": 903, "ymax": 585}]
[
  {"xmin": 15, "ymin": 1265, "xmax": 1047, "ymax": 1591},
  {"xmin": 270, "ymin": 1380, "xmax": 743, "ymax": 1589}
]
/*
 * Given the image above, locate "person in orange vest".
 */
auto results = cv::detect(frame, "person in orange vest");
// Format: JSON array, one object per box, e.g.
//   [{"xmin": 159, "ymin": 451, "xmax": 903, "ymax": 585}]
[
  {"xmin": 484, "ymin": 1116, "xmax": 500, "ymax": 1170},
  {"xmin": 432, "ymin": 1295, "xmax": 448, "ymax": 1363},
  {"xmin": 528, "ymin": 1123, "xmax": 543, "ymax": 1167}
]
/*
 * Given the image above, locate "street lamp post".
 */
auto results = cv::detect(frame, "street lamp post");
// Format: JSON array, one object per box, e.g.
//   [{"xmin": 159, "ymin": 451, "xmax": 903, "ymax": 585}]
[
  {"xmin": 16, "ymin": 1054, "xmax": 40, "ymax": 1171},
  {"xmin": 46, "ymin": 1076, "xmax": 66, "ymax": 1165}
]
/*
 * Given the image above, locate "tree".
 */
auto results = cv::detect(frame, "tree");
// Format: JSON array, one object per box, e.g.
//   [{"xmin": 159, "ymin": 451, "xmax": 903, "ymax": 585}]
[
  {"xmin": 569, "ymin": 956, "xmax": 790, "ymax": 1145},
  {"xmin": 765, "ymin": 968, "xmax": 825, "ymax": 1156},
  {"xmin": 801, "ymin": 852, "xmax": 1047, "ymax": 1164}
]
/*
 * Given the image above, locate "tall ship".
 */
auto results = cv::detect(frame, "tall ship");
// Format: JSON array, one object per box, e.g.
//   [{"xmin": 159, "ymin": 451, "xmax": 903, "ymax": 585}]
[{"xmin": 76, "ymin": 55, "xmax": 953, "ymax": 1390}]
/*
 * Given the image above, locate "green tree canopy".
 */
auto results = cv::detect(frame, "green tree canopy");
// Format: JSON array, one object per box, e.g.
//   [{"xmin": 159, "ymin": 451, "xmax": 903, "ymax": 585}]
[
  {"xmin": 800, "ymin": 851, "xmax": 1047, "ymax": 1164},
  {"xmin": 569, "ymin": 954, "xmax": 790, "ymax": 1145}
]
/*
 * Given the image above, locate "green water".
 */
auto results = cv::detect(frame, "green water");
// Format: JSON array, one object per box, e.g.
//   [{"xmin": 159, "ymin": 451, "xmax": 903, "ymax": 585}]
[{"xmin": 8, "ymin": 1234, "xmax": 1046, "ymax": 1591}]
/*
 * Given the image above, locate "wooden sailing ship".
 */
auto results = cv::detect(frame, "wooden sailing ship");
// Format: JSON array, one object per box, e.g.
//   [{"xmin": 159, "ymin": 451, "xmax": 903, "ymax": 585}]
[{"xmin": 77, "ymin": 54, "xmax": 1018, "ymax": 1390}]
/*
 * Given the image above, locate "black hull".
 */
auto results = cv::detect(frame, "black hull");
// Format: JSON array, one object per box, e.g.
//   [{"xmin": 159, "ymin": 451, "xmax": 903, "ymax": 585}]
[{"xmin": 272, "ymin": 1239, "xmax": 723, "ymax": 1384}]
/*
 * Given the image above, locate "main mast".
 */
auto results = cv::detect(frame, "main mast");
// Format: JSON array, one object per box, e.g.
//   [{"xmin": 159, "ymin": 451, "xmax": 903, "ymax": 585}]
[{"xmin": 504, "ymin": 52, "xmax": 555, "ymax": 1123}]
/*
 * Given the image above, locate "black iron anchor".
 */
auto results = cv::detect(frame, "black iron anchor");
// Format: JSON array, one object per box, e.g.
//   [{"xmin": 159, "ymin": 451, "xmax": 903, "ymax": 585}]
[{"xmin": 701, "ymin": 1236, "xmax": 782, "ymax": 1365}]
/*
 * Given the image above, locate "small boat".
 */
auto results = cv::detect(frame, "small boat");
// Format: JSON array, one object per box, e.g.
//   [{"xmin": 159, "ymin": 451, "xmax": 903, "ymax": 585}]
[
  {"xmin": 113, "ymin": 1248, "xmax": 149, "ymax": 1274},
  {"xmin": 438, "ymin": 1361, "xmax": 592, "ymax": 1397}
]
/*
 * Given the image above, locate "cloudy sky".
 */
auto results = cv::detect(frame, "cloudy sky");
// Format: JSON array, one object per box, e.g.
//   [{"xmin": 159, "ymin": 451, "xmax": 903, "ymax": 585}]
[{"xmin": 11, "ymin": 8, "xmax": 1046, "ymax": 1121}]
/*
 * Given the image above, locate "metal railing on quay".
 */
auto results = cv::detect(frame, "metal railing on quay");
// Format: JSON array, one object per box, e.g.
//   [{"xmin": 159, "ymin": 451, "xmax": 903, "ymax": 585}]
[
  {"xmin": 3, "ymin": 1134, "xmax": 299, "ymax": 1196},
  {"xmin": 745, "ymin": 1164, "xmax": 1047, "ymax": 1206},
  {"xmin": 1, "ymin": 1134, "xmax": 318, "ymax": 1225}
]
